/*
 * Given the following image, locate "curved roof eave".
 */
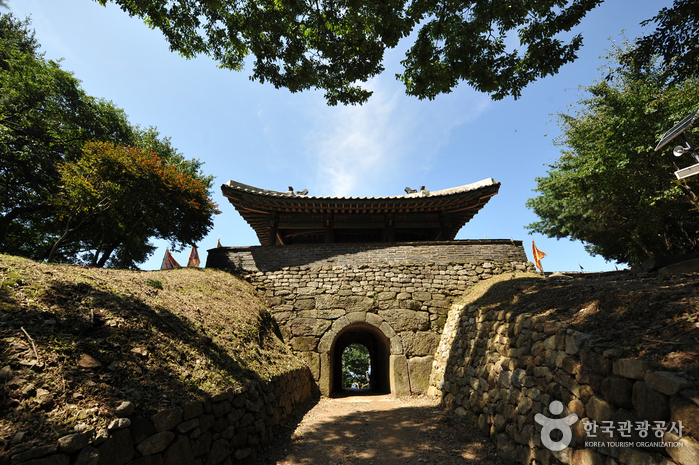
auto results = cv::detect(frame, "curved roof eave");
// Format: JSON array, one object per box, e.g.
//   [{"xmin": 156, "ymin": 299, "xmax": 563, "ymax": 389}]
[{"xmin": 222, "ymin": 178, "xmax": 498, "ymax": 200}]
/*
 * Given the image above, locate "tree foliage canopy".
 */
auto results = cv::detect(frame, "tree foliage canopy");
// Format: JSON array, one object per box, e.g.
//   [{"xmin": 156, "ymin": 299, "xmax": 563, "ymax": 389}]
[
  {"xmin": 526, "ymin": 46, "xmax": 699, "ymax": 265},
  {"xmin": 49, "ymin": 141, "xmax": 218, "ymax": 268},
  {"xmin": 0, "ymin": 13, "xmax": 218, "ymax": 268},
  {"xmin": 97, "ymin": 0, "xmax": 603, "ymax": 105},
  {"xmin": 623, "ymin": 0, "xmax": 699, "ymax": 86},
  {"xmin": 341, "ymin": 343, "xmax": 370, "ymax": 388}
]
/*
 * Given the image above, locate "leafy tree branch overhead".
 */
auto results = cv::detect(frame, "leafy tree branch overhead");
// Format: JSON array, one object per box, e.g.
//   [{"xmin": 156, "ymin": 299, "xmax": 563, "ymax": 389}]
[{"xmin": 95, "ymin": 0, "xmax": 606, "ymax": 104}]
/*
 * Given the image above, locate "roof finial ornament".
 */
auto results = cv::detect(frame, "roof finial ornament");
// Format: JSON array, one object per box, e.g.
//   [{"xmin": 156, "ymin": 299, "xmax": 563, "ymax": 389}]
[
  {"xmin": 287, "ymin": 186, "xmax": 294, "ymax": 196},
  {"xmin": 296, "ymin": 189, "xmax": 309, "ymax": 196},
  {"xmin": 404, "ymin": 187, "xmax": 417, "ymax": 194},
  {"xmin": 420, "ymin": 186, "xmax": 430, "ymax": 196}
]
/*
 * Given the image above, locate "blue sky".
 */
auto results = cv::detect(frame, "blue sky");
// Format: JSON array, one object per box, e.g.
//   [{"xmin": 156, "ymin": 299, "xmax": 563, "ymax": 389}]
[{"xmin": 10, "ymin": 0, "xmax": 673, "ymax": 271}]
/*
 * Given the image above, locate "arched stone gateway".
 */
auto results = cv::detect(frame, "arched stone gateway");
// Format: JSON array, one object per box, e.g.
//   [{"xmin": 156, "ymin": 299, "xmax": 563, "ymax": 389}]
[
  {"xmin": 315, "ymin": 313, "xmax": 412, "ymax": 396},
  {"xmin": 330, "ymin": 322, "xmax": 391, "ymax": 394}
]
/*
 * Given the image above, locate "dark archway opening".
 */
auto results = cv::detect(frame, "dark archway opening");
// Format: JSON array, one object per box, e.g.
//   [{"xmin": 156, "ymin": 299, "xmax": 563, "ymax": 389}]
[{"xmin": 330, "ymin": 322, "xmax": 390, "ymax": 395}]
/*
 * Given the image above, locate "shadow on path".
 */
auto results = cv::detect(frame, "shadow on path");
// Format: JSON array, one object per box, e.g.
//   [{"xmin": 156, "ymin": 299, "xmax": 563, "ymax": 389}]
[{"xmin": 256, "ymin": 396, "xmax": 508, "ymax": 465}]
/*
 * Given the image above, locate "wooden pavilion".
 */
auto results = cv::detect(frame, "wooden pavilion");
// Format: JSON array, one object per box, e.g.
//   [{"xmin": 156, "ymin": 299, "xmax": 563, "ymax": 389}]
[{"xmin": 221, "ymin": 179, "xmax": 500, "ymax": 246}]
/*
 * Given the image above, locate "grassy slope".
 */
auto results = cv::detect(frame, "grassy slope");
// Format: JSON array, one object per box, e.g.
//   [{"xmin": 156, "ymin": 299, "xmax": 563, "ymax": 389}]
[{"xmin": 0, "ymin": 254, "xmax": 303, "ymax": 451}]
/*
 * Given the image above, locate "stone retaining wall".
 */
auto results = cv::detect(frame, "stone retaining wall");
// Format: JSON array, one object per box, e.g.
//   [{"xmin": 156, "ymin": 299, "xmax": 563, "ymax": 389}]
[
  {"xmin": 430, "ymin": 302, "xmax": 699, "ymax": 465},
  {"xmin": 208, "ymin": 241, "xmax": 535, "ymax": 397},
  {"xmin": 6, "ymin": 368, "xmax": 315, "ymax": 465},
  {"xmin": 206, "ymin": 240, "xmax": 529, "ymax": 273}
]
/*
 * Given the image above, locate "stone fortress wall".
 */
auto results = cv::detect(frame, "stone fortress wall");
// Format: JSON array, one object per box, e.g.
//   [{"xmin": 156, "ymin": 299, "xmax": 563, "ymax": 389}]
[
  {"xmin": 429, "ymin": 299, "xmax": 699, "ymax": 465},
  {"xmin": 206, "ymin": 240, "xmax": 535, "ymax": 397},
  {"xmin": 8, "ymin": 368, "xmax": 315, "ymax": 465}
]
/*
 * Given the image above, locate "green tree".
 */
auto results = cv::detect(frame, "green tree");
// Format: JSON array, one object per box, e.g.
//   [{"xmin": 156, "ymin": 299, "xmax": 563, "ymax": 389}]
[
  {"xmin": 526, "ymin": 45, "xmax": 699, "ymax": 265},
  {"xmin": 49, "ymin": 141, "xmax": 219, "ymax": 268},
  {"xmin": 0, "ymin": 13, "xmax": 217, "ymax": 268},
  {"xmin": 97, "ymin": 0, "xmax": 603, "ymax": 105},
  {"xmin": 623, "ymin": 0, "xmax": 699, "ymax": 86},
  {"xmin": 341, "ymin": 343, "xmax": 371, "ymax": 388},
  {"xmin": 0, "ymin": 13, "xmax": 135, "ymax": 258}
]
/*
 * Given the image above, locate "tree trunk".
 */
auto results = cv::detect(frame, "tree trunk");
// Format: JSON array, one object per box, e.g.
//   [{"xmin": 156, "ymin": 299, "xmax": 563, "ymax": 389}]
[
  {"xmin": 47, "ymin": 216, "xmax": 88, "ymax": 262},
  {"xmin": 96, "ymin": 242, "xmax": 118, "ymax": 267}
]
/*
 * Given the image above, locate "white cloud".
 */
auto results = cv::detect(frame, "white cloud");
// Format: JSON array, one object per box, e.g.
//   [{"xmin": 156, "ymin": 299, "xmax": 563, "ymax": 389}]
[{"xmin": 304, "ymin": 76, "xmax": 491, "ymax": 197}]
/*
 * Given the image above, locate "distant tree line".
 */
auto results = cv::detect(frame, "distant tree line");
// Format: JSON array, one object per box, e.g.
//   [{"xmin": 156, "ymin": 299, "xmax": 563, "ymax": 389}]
[{"xmin": 0, "ymin": 13, "xmax": 219, "ymax": 269}]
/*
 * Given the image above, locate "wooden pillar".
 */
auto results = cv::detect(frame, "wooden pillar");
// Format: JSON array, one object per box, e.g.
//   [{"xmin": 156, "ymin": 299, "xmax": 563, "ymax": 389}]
[
  {"xmin": 324, "ymin": 213, "xmax": 334, "ymax": 243},
  {"xmin": 268, "ymin": 213, "xmax": 279, "ymax": 246},
  {"xmin": 438, "ymin": 210, "xmax": 451, "ymax": 241},
  {"xmin": 384, "ymin": 213, "xmax": 395, "ymax": 242}
]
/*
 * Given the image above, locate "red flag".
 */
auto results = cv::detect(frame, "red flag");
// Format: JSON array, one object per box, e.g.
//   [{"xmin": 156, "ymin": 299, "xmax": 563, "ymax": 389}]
[
  {"xmin": 160, "ymin": 249, "xmax": 181, "ymax": 270},
  {"xmin": 532, "ymin": 241, "xmax": 546, "ymax": 273},
  {"xmin": 187, "ymin": 246, "xmax": 200, "ymax": 268}
]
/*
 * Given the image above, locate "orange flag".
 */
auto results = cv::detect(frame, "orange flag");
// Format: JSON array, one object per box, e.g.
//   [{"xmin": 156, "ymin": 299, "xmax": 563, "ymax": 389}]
[
  {"xmin": 160, "ymin": 249, "xmax": 181, "ymax": 270},
  {"xmin": 532, "ymin": 241, "xmax": 546, "ymax": 273},
  {"xmin": 187, "ymin": 246, "xmax": 200, "ymax": 268}
]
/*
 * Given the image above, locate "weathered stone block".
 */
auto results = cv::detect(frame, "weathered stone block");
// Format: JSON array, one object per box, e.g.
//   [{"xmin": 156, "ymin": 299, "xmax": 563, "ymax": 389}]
[
  {"xmin": 378, "ymin": 309, "xmax": 429, "ymax": 332},
  {"xmin": 601, "ymin": 376, "xmax": 634, "ymax": 409},
  {"xmin": 345, "ymin": 312, "xmax": 365, "ymax": 324},
  {"xmin": 191, "ymin": 431, "xmax": 211, "ymax": 457},
  {"xmin": 586, "ymin": 396, "xmax": 615, "ymax": 423},
  {"xmin": 315, "ymin": 294, "xmax": 340, "ymax": 310},
  {"xmin": 75, "ymin": 447, "xmax": 100, "ymax": 465},
  {"xmin": 344, "ymin": 295, "xmax": 374, "ymax": 313},
  {"xmin": 152, "ymin": 408, "xmax": 183, "ymax": 432},
  {"xmin": 57, "ymin": 432, "xmax": 90, "ymax": 453},
  {"xmin": 618, "ymin": 448, "xmax": 654, "ymax": 465},
  {"xmin": 20, "ymin": 455, "xmax": 69, "ymax": 465},
  {"xmin": 665, "ymin": 432, "xmax": 699, "ymax": 465},
  {"xmin": 632, "ymin": 381, "xmax": 670, "ymax": 422},
  {"xmin": 498, "ymin": 370, "xmax": 512, "ymax": 389},
  {"xmin": 670, "ymin": 395, "xmax": 699, "ymax": 436},
  {"xmin": 390, "ymin": 355, "xmax": 411, "ymax": 397},
  {"xmin": 289, "ymin": 336, "xmax": 318, "ymax": 352},
  {"xmin": 317, "ymin": 330, "xmax": 335, "ymax": 353},
  {"xmin": 645, "ymin": 371, "xmax": 693, "ymax": 396},
  {"xmin": 128, "ymin": 456, "xmax": 163, "ymax": 465},
  {"xmin": 407, "ymin": 356, "xmax": 433, "ymax": 395},
  {"xmin": 183, "ymin": 402, "xmax": 204, "ymax": 421},
  {"xmin": 613, "ymin": 359, "xmax": 655, "ymax": 380},
  {"xmin": 400, "ymin": 331, "xmax": 439, "ymax": 357},
  {"xmin": 205, "ymin": 439, "xmax": 229, "ymax": 465},
  {"xmin": 571, "ymin": 448, "xmax": 604, "ymax": 465},
  {"xmin": 97, "ymin": 428, "xmax": 133, "ymax": 465},
  {"xmin": 390, "ymin": 336, "xmax": 404, "ymax": 354},
  {"xmin": 162, "ymin": 435, "xmax": 194, "ymax": 465},
  {"xmin": 136, "ymin": 432, "xmax": 175, "ymax": 456},
  {"xmin": 290, "ymin": 318, "xmax": 331, "ymax": 337}
]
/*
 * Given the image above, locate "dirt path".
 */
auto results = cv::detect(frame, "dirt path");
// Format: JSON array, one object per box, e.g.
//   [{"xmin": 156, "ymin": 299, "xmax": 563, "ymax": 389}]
[{"xmin": 257, "ymin": 393, "xmax": 509, "ymax": 465}]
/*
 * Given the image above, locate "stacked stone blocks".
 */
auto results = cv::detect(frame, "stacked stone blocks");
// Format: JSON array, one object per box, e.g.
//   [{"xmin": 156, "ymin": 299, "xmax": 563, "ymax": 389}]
[
  {"xmin": 430, "ymin": 302, "xmax": 699, "ymax": 465},
  {"xmin": 7, "ymin": 368, "xmax": 314, "ymax": 465},
  {"xmin": 206, "ymin": 240, "xmax": 534, "ymax": 396}
]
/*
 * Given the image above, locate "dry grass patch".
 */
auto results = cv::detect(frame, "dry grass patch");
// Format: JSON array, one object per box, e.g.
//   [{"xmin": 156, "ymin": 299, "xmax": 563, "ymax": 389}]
[{"xmin": 0, "ymin": 254, "xmax": 303, "ymax": 452}]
